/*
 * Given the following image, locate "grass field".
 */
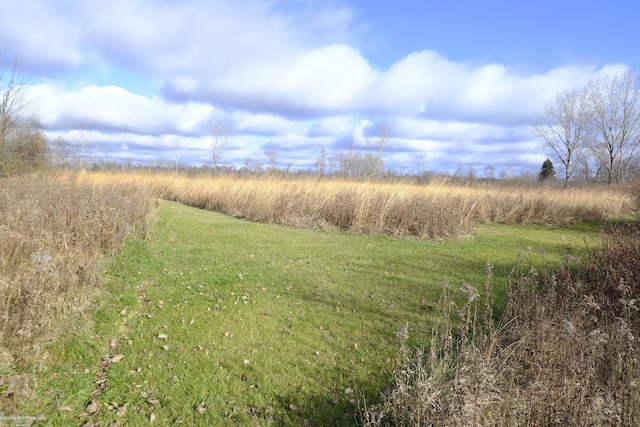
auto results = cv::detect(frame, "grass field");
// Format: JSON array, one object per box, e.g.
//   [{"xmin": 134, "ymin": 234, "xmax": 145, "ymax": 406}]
[{"xmin": 20, "ymin": 198, "xmax": 601, "ymax": 426}]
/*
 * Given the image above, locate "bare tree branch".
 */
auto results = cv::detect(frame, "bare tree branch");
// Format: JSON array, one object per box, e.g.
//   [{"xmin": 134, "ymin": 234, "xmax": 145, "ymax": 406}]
[{"xmin": 533, "ymin": 88, "xmax": 590, "ymax": 186}]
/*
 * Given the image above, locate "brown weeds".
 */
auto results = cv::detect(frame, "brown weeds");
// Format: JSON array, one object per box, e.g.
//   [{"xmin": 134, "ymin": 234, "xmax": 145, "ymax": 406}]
[
  {"xmin": 365, "ymin": 221, "xmax": 640, "ymax": 426},
  {"xmin": 0, "ymin": 175, "xmax": 156, "ymax": 375}
]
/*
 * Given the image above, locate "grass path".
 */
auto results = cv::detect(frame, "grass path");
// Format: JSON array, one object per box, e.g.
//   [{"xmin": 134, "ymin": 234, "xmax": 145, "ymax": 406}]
[{"xmin": 30, "ymin": 201, "xmax": 599, "ymax": 426}]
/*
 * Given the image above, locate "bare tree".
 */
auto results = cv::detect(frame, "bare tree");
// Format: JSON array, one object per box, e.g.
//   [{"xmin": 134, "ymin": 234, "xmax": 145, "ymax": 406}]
[
  {"xmin": 0, "ymin": 56, "xmax": 28, "ymax": 159},
  {"xmin": 500, "ymin": 164, "xmax": 515, "ymax": 180},
  {"xmin": 172, "ymin": 138, "xmax": 183, "ymax": 175},
  {"xmin": 584, "ymin": 70, "xmax": 640, "ymax": 184},
  {"xmin": 50, "ymin": 136, "xmax": 71, "ymax": 166},
  {"xmin": 533, "ymin": 88, "xmax": 590, "ymax": 186},
  {"xmin": 337, "ymin": 125, "xmax": 388, "ymax": 178},
  {"xmin": 416, "ymin": 153, "xmax": 426, "ymax": 175},
  {"xmin": 243, "ymin": 156, "xmax": 263, "ymax": 174},
  {"xmin": 314, "ymin": 145, "xmax": 328, "ymax": 175},
  {"xmin": 209, "ymin": 120, "xmax": 228, "ymax": 174},
  {"xmin": 265, "ymin": 147, "xmax": 278, "ymax": 170},
  {"xmin": 75, "ymin": 128, "xmax": 94, "ymax": 169},
  {"xmin": 0, "ymin": 55, "xmax": 49, "ymax": 175},
  {"xmin": 373, "ymin": 124, "xmax": 388, "ymax": 176},
  {"xmin": 484, "ymin": 164, "xmax": 496, "ymax": 180},
  {"xmin": 575, "ymin": 150, "xmax": 594, "ymax": 183}
]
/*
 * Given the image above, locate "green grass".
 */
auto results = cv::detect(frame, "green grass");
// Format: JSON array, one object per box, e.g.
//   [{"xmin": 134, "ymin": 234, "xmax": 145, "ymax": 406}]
[{"xmin": 26, "ymin": 201, "xmax": 600, "ymax": 426}]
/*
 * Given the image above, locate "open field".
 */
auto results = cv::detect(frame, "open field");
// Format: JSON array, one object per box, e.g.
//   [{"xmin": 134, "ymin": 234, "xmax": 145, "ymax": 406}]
[
  {"xmin": 8, "ymin": 197, "xmax": 600, "ymax": 425},
  {"xmin": 1, "ymin": 172, "xmax": 635, "ymax": 426}
]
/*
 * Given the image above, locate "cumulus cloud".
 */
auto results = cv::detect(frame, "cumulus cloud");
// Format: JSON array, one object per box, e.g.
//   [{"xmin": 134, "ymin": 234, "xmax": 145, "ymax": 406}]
[{"xmin": 26, "ymin": 84, "xmax": 214, "ymax": 136}]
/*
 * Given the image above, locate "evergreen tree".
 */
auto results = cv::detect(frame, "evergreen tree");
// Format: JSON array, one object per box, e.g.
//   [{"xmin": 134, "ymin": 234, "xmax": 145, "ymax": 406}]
[{"xmin": 538, "ymin": 158, "xmax": 555, "ymax": 181}]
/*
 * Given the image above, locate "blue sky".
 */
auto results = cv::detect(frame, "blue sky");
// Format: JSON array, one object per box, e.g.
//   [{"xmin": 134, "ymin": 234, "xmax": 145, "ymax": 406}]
[{"xmin": 2, "ymin": 0, "xmax": 638, "ymax": 174}]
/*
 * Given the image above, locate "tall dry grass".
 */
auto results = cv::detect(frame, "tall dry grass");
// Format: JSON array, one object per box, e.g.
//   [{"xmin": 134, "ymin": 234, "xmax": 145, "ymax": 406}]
[
  {"xmin": 364, "ymin": 220, "xmax": 640, "ymax": 426},
  {"xmin": 68, "ymin": 170, "xmax": 634, "ymax": 239},
  {"xmin": 0, "ymin": 175, "xmax": 156, "ymax": 373}
]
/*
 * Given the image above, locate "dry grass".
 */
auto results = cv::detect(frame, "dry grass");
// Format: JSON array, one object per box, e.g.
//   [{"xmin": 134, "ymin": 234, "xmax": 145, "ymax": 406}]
[
  {"xmin": 364, "ymin": 219, "xmax": 640, "ymax": 426},
  {"xmin": 0, "ymin": 174, "xmax": 156, "ymax": 374},
  {"xmin": 67, "ymin": 170, "xmax": 633, "ymax": 239}
]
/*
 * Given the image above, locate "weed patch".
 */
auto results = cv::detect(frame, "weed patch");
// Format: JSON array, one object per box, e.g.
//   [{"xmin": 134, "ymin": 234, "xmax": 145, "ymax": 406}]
[
  {"xmin": 365, "ymin": 221, "xmax": 640, "ymax": 426},
  {"xmin": 0, "ymin": 175, "xmax": 156, "ymax": 413}
]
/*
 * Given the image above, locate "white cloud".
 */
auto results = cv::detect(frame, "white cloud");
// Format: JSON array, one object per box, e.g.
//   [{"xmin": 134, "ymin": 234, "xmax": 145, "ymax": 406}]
[
  {"xmin": 26, "ymin": 84, "xmax": 214, "ymax": 135},
  {"xmin": 0, "ymin": 0, "xmax": 85, "ymax": 71},
  {"xmin": 4, "ymin": 0, "xmax": 635, "ymax": 173},
  {"xmin": 229, "ymin": 112, "xmax": 301, "ymax": 136},
  {"xmin": 162, "ymin": 44, "xmax": 377, "ymax": 118}
]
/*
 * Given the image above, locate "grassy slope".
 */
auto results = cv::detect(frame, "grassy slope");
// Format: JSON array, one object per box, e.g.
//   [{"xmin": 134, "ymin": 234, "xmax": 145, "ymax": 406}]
[{"xmin": 29, "ymin": 201, "xmax": 599, "ymax": 426}]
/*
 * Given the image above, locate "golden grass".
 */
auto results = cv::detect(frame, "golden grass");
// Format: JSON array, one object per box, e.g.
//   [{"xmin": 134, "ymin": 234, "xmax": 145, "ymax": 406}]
[{"xmin": 67, "ymin": 170, "xmax": 634, "ymax": 239}]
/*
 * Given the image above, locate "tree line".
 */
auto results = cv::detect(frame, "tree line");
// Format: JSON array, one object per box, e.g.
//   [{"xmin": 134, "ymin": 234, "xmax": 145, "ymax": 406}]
[{"xmin": 533, "ymin": 70, "xmax": 640, "ymax": 186}]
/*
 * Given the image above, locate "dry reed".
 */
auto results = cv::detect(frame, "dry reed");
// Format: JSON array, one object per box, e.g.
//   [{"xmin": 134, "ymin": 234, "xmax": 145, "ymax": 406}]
[{"xmin": 66, "ymin": 170, "xmax": 634, "ymax": 239}]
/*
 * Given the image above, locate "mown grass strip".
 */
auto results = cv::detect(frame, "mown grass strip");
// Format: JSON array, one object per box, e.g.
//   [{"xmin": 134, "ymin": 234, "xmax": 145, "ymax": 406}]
[{"xmin": 29, "ymin": 200, "xmax": 600, "ymax": 426}]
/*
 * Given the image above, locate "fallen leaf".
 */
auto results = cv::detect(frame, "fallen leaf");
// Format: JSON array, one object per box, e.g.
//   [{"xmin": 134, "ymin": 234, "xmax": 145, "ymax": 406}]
[
  {"xmin": 57, "ymin": 406, "xmax": 72, "ymax": 412},
  {"xmin": 109, "ymin": 338, "xmax": 119, "ymax": 348},
  {"xmin": 150, "ymin": 412, "xmax": 156, "ymax": 423},
  {"xmin": 157, "ymin": 333, "xmax": 168, "ymax": 340},
  {"xmin": 117, "ymin": 403, "xmax": 128, "ymax": 417},
  {"xmin": 195, "ymin": 401, "xmax": 207, "ymax": 414},
  {"xmin": 86, "ymin": 399, "xmax": 99, "ymax": 414},
  {"xmin": 110, "ymin": 354, "xmax": 125, "ymax": 363}
]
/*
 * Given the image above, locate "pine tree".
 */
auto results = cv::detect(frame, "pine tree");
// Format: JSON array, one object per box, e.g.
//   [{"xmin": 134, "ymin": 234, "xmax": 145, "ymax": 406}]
[{"xmin": 538, "ymin": 159, "xmax": 555, "ymax": 181}]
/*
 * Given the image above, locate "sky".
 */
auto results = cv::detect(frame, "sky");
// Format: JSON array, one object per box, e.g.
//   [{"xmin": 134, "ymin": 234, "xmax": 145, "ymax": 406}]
[{"xmin": 1, "ymin": 0, "xmax": 638, "ymax": 175}]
